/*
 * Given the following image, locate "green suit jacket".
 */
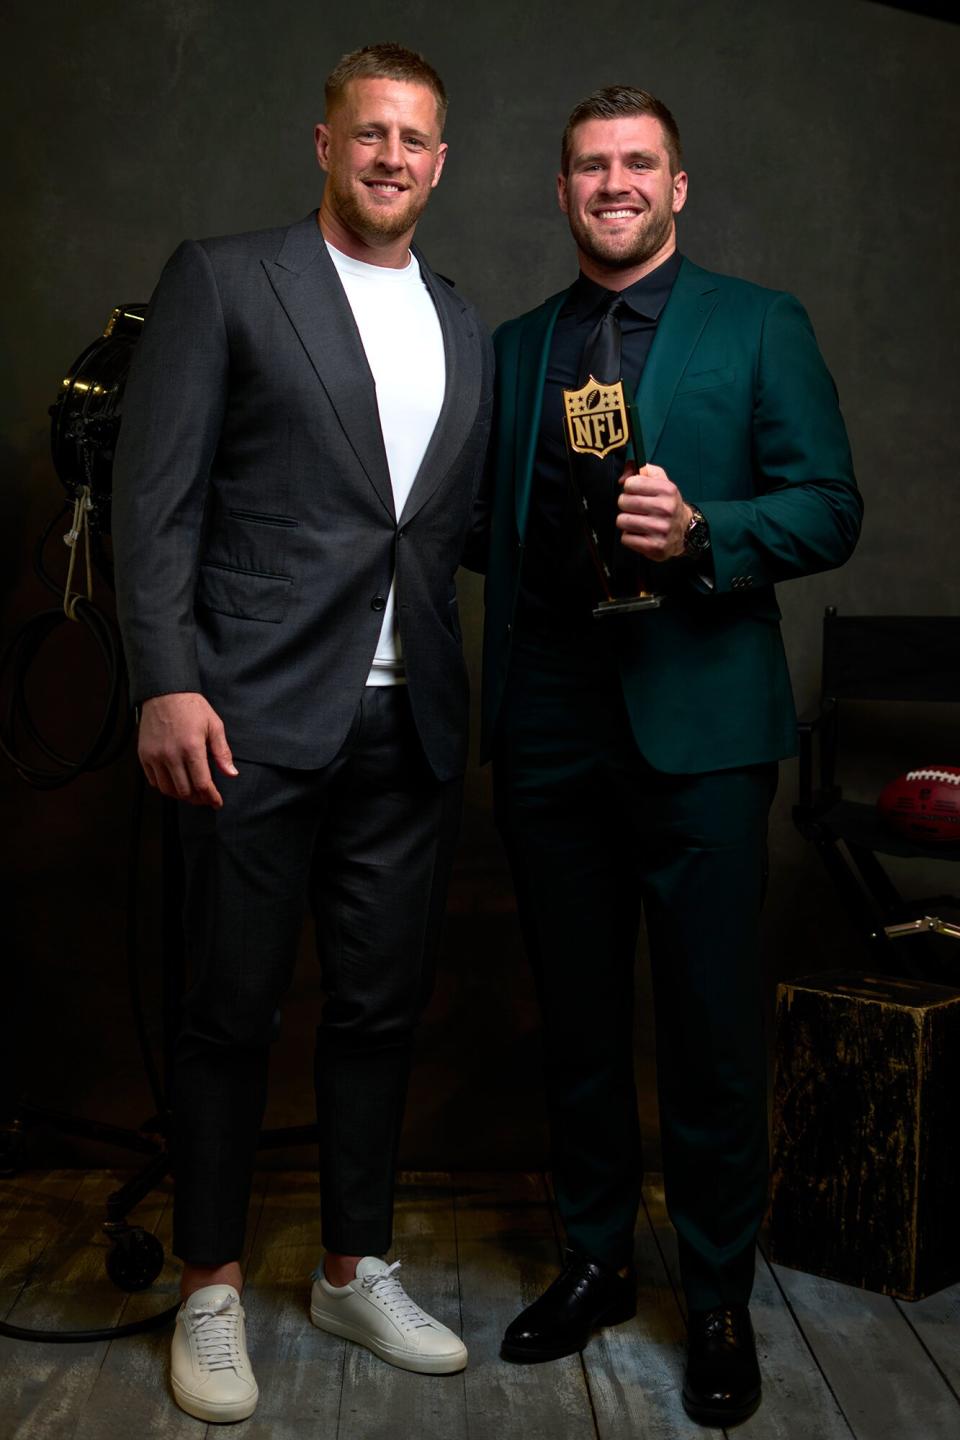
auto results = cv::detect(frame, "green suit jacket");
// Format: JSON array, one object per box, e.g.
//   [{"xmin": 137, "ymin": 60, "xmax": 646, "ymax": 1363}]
[{"xmin": 474, "ymin": 256, "xmax": 862, "ymax": 773}]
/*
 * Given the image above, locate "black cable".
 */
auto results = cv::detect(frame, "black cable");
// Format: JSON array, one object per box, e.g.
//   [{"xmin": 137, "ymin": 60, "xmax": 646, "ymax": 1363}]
[
  {"xmin": 0, "ymin": 507, "xmax": 133, "ymax": 788},
  {"xmin": 0, "ymin": 1302, "xmax": 179, "ymax": 1344}
]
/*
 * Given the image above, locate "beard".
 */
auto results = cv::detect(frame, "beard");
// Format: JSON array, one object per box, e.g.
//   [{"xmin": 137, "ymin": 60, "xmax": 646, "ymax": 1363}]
[
  {"xmin": 568, "ymin": 194, "xmax": 675, "ymax": 272},
  {"xmin": 325, "ymin": 171, "xmax": 431, "ymax": 245}
]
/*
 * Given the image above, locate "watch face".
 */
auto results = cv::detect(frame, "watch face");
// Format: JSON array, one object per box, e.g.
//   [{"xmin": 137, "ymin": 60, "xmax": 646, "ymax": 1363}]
[{"xmin": 685, "ymin": 517, "xmax": 710, "ymax": 553}]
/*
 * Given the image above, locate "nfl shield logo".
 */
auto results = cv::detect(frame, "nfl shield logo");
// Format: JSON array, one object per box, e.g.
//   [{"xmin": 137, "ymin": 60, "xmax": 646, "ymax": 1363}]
[{"xmin": 562, "ymin": 376, "xmax": 630, "ymax": 460}]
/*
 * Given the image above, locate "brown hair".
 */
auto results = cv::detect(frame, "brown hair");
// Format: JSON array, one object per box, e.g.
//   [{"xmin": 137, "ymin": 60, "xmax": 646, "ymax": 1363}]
[
  {"xmin": 561, "ymin": 86, "xmax": 683, "ymax": 174},
  {"xmin": 325, "ymin": 43, "xmax": 448, "ymax": 132}
]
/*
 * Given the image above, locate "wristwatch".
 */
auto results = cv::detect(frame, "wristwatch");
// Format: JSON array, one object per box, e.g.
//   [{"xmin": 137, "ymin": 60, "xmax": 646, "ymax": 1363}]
[{"xmin": 683, "ymin": 505, "xmax": 711, "ymax": 556}]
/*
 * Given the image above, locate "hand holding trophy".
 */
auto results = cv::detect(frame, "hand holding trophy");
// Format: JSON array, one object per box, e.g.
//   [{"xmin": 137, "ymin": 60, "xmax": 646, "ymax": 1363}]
[{"xmin": 617, "ymin": 460, "xmax": 694, "ymax": 562}]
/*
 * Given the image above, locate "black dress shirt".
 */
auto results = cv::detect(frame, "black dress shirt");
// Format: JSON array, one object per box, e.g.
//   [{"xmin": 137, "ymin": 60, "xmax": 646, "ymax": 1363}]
[{"xmin": 518, "ymin": 250, "xmax": 683, "ymax": 624}]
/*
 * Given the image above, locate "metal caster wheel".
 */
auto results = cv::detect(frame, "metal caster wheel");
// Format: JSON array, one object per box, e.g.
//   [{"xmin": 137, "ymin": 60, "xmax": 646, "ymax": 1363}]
[{"xmin": 105, "ymin": 1226, "xmax": 165, "ymax": 1291}]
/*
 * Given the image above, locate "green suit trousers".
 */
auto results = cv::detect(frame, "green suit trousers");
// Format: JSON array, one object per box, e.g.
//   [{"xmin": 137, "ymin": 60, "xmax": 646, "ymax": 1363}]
[{"xmin": 493, "ymin": 620, "xmax": 776, "ymax": 1309}]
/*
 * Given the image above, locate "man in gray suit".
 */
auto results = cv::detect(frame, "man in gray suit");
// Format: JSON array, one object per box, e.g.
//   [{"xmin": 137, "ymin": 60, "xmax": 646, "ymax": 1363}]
[{"xmin": 113, "ymin": 43, "xmax": 492, "ymax": 1423}]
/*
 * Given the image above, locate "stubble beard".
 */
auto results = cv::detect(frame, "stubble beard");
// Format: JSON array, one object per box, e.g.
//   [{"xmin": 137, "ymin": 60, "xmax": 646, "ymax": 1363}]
[
  {"xmin": 327, "ymin": 172, "xmax": 430, "ymax": 246},
  {"xmin": 571, "ymin": 196, "xmax": 675, "ymax": 273}
]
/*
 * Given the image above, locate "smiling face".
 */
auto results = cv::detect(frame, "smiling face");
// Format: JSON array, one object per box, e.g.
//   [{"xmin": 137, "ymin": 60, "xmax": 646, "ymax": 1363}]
[
  {"xmin": 558, "ymin": 113, "xmax": 687, "ymax": 286},
  {"xmin": 315, "ymin": 76, "xmax": 447, "ymax": 264}
]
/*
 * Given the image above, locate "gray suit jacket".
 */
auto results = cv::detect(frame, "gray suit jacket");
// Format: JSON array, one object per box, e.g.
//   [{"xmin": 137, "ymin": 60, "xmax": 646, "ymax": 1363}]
[{"xmin": 113, "ymin": 212, "xmax": 494, "ymax": 779}]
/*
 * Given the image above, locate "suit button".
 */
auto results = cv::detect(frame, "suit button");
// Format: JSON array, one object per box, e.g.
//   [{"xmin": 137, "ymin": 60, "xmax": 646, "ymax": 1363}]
[{"xmin": 371, "ymin": 595, "xmax": 386, "ymax": 611}]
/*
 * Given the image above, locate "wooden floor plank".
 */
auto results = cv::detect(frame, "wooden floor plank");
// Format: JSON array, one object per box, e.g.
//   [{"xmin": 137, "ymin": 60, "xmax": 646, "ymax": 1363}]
[
  {"xmin": 454, "ymin": 1171, "xmax": 597, "ymax": 1440},
  {"xmin": 773, "ymin": 1262, "xmax": 960, "ymax": 1440},
  {"xmin": 2, "ymin": 1171, "xmax": 958, "ymax": 1440},
  {"xmin": 644, "ymin": 1180, "xmax": 854, "ymax": 1440},
  {"xmin": 0, "ymin": 1172, "xmax": 88, "ymax": 1321},
  {"xmin": 0, "ymin": 1171, "xmax": 166, "ymax": 1440},
  {"xmin": 895, "ymin": 1285, "xmax": 960, "ymax": 1401},
  {"xmin": 744, "ymin": 1254, "xmax": 854, "ymax": 1440},
  {"xmin": 580, "ymin": 1183, "xmax": 721, "ymax": 1440}
]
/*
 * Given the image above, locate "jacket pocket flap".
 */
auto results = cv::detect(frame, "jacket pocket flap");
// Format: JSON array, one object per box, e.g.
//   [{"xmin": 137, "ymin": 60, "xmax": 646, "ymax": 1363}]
[
  {"xmin": 197, "ymin": 562, "xmax": 293, "ymax": 623},
  {"xmin": 675, "ymin": 366, "xmax": 735, "ymax": 395}
]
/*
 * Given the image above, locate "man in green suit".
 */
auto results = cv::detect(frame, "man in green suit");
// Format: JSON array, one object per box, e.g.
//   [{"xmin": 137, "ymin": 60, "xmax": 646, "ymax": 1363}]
[{"xmin": 474, "ymin": 86, "xmax": 861, "ymax": 1426}]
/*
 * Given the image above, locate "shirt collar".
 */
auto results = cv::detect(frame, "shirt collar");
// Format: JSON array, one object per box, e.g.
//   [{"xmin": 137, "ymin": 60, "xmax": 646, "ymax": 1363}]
[{"xmin": 570, "ymin": 249, "xmax": 683, "ymax": 323}]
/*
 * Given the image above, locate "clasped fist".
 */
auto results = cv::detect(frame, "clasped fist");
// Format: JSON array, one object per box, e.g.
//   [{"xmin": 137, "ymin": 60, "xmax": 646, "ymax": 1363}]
[
  {"xmin": 617, "ymin": 462, "xmax": 691, "ymax": 561},
  {"xmin": 138, "ymin": 692, "xmax": 238, "ymax": 808}
]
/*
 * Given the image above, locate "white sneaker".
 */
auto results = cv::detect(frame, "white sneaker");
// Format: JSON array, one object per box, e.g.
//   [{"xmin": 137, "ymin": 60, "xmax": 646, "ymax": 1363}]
[
  {"xmin": 170, "ymin": 1284, "xmax": 259, "ymax": 1423},
  {"xmin": 309, "ymin": 1257, "xmax": 467, "ymax": 1374}
]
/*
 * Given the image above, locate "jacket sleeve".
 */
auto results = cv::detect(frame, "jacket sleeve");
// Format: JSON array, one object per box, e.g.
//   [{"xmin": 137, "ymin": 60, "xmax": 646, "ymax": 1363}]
[
  {"xmin": 460, "ymin": 322, "xmax": 515, "ymax": 578},
  {"xmin": 459, "ymin": 327, "xmax": 497, "ymax": 576},
  {"xmin": 696, "ymin": 292, "xmax": 862, "ymax": 593},
  {"xmin": 112, "ymin": 239, "xmax": 229, "ymax": 704},
  {"xmin": 460, "ymin": 444, "xmax": 494, "ymax": 575}
]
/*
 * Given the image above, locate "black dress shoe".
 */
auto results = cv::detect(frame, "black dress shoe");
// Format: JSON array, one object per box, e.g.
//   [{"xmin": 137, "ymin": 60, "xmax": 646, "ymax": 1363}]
[
  {"xmin": 682, "ymin": 1304, "xmax": 762, "ymax": 1427},
  {"xmin": 501, "ymin": 1249, "xmax": 636, "ymax": 1363}
]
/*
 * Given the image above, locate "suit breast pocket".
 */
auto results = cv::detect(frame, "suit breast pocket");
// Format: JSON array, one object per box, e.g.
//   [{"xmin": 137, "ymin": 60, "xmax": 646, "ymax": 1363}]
[
  {"xmin": 227, "ymin": 508, "xmax": 299, "ymax": 529},
  {"xmin": 674, "ymin": 366, "xmax": 736, "ymax": 396},
  {"xmin": 196, "ymin": 561, "xmax": 294, "ymax": 623}
]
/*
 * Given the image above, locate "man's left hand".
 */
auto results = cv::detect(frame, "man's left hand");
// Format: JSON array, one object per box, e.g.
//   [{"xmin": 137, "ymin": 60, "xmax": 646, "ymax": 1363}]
[{"xmin": 617, "ymin": 462, "xmax": 691, "ymax": 561}]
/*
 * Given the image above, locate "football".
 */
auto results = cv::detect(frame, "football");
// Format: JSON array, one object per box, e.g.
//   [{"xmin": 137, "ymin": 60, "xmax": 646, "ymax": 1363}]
[{"xmin": 877, "ymin": 767, "xmax": 960, "ymax": 844}]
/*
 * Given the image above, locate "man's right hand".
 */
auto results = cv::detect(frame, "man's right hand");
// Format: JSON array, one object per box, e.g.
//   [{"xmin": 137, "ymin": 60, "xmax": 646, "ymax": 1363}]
[{"xmin": 138, "ymin": 692, "xmax": 238, "ymax": 808}]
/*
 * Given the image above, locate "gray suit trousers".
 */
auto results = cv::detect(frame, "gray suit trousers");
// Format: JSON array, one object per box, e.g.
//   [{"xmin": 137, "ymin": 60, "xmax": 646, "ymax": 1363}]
[{"xmin": 172, "ymin": 687, "xmax": 461, "ymax": 1264}]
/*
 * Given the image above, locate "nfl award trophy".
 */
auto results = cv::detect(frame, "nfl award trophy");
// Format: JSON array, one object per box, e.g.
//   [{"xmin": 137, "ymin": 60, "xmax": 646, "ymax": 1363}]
[{"xmin": 561, "ymin": 376, "xmax": 662, "ymax": 617}]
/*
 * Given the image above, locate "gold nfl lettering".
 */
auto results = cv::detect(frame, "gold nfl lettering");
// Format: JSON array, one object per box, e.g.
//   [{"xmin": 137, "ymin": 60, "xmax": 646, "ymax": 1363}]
[{"xmin": 562, "ymin": 377, "xmax": 630, "ymax": 460}]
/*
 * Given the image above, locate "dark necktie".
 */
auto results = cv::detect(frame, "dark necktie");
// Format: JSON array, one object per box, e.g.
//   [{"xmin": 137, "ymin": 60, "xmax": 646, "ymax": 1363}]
[
  {"xmin": 571, "ymin": 292, "xmax": 644, "ymax": 600},
  {"xmin": 578, "ymin": 293, "xmax": 625, "ymax": 385}
]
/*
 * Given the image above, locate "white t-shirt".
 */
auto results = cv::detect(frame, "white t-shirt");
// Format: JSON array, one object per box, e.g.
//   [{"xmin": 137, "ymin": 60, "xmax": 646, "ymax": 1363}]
[{"xmin": 326, "ymin": 242, "xmax": 446, "ymax": 684}]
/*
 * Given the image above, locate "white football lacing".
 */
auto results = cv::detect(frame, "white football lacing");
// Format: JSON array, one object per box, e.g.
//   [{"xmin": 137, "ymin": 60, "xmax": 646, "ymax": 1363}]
[
  {"xmin": 362, "ymin": 1261, "xmax": 432, "ymax": 1329},
  {"xmin": 186, "ymin": 1293, "xmax": 243, "ymax": 1372},
  {"xmin": 906, "ymin": 768, "xmax": 960, "ymax": 785}
]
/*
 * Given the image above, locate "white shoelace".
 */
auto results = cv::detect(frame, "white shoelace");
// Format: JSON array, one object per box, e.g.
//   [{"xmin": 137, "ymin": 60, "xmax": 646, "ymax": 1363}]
[
  {"xmin": 186, "ymin": 1294, "xmax": 243, "ymax": 1372},
  {"xmin": 362, "ymin": 1262, "xmax": 431, "ymax": 1330}
]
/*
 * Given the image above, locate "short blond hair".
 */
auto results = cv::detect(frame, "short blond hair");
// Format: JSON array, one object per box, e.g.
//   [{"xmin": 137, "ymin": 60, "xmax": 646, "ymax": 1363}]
[{"xmin": 325, "ymin": 43, "xmax": 448, "ymax": 132}]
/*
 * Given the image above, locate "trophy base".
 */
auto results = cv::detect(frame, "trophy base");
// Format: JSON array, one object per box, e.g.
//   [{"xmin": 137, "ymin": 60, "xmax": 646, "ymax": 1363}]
[{"xmin": 592, "ymin": 594, "xmax": 663, "ymax": 618}]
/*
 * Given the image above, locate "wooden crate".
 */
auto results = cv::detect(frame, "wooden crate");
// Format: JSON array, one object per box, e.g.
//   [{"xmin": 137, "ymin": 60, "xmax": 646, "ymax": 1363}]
[{"xmin": 769, "ymin": 970, "xmax": 960, "ymax": 1301}]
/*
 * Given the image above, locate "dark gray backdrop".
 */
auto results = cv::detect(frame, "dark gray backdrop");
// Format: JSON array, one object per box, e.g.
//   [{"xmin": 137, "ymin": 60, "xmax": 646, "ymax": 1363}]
[{"xmin": 3, "ymin": 0, "xmax": 958, "ymax": 1169}]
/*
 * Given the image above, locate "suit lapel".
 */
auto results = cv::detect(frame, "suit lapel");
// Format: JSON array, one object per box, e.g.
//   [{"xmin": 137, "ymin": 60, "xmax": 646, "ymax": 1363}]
[
  {"xmin": 514, "ymin": 293, "xmax": 565, "ymax": 536},
  {"xmin": 635, "ymin": 258, "xmax": 719, "ymax": 460},
  {"xmin": 264, "ymin": 214, "xmax": 394, "ymax": 519},
  {"xmin": 397, "ymin": 250, "xmax": 481, "ymax": 526}
]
